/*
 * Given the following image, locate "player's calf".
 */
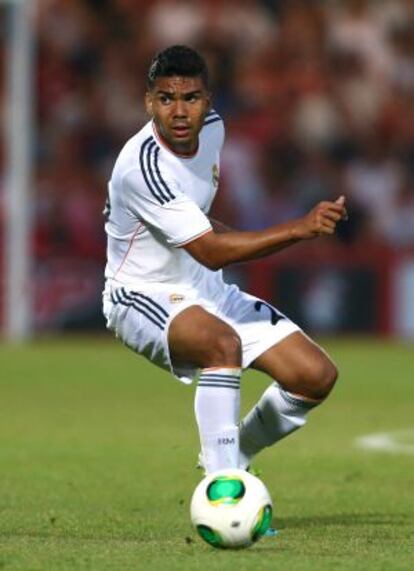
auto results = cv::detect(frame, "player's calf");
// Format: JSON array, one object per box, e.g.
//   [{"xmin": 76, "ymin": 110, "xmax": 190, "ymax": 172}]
[{"xmin": 239, "ymin": 337, "xmax": 339, "ymax": 469}]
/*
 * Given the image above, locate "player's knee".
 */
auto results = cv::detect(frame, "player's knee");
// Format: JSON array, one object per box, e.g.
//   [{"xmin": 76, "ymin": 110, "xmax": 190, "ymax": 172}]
[
  {"xmin": 204, "ymin": 330, "xmax": 242, "ymax": 367},
  {"xmin": 305, "ymin": 357, "xmax": 338, "ymax": 400}
]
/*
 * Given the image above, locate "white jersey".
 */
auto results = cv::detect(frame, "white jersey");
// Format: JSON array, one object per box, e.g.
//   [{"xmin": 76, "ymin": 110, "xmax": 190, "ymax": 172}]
[
  {"xmin": 103, "ymin": 109, "xmax": 301, "ymax": 385},
  {"xmin": 104, "ymin": 110, "xmax": 225, "ymax": 295}
]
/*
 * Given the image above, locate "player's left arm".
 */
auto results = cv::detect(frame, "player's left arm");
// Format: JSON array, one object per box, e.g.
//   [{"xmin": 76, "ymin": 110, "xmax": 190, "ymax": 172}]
[{"xmin": 183, "ymin": 196, "xmax": 348, "ymax": 270}]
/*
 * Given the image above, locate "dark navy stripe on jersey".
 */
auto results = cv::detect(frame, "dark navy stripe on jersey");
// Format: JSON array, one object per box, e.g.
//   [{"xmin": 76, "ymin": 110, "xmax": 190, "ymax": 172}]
[
  {"xmin": 139, "ymin": 136, "xmax": 165, "ymax": 205},
  {"xmin": 139, "ymin": 136, "xmax": 176, "ymax": 205},
  {"xmin": 121, "ymin": 288, "xmax": 168, "ymax": 324},
  {"xmin": 146, "ymin": 140, "xmax": 171, "ymax": 203},
  {"xmin": 203, "ymin": 116, "xmax": 222, "ymax": 127},
  {"xmin": 127, "ymin": 289, "xmax": 169, "ymax": 319},
  {"xmin": 154, "ymin": 147, "xmax": 175, "ymax": 200},
  {"xmin": 110, "ymin": 289, "xmax": 167, "ymax": 330},
  {"xmin": 198, "ymin": 382, "xmax": 240, "ymax": 390},
  {"xmin": 204, "ymin": 108, "xmax": 221, "ymax": 125},
  {"xmin": 205, "ymin": 109, "xmax": 218, "ymax": 118}
]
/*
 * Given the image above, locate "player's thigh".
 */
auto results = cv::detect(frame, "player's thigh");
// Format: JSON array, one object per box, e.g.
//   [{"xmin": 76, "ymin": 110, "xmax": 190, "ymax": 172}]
[
  {"xmin": 217, "ymin": 286, "xmax": 300, "ymax": 370},
  {"xmin": 168, "ymin": 305, "xmax": 242, "ymax": 368},
  {"xmin": 251, "ymin": 331, "xmax": 338, "ymax": 399}
]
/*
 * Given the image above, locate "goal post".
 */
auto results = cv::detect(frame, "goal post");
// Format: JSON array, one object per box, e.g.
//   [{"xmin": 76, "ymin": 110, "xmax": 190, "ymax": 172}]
[{"xmin": 2, "ymin": 0, "xmax": 35, "ymax": 341}]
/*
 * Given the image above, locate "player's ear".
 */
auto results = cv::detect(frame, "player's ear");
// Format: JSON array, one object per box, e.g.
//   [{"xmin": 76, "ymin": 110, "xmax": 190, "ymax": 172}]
[{"xmin": 145, "ymin": 92, "xmax": 153, "ymax": 117}]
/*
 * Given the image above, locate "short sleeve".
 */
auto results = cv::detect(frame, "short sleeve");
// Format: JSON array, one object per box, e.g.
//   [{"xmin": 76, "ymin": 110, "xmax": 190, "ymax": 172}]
[{"xmin": 122, "ymin": 167, "xmax": 212, "ymax": 247}]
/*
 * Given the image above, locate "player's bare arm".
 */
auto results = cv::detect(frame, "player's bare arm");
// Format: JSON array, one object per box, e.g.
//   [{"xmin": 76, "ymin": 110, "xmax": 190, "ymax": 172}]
[
  {"xmin": 185, "ymin": 197, "xmax": 348, "ymax": 270},
  {"xmin": 208, "ymin": 218, "xmax": 233, "ymax": 234}
]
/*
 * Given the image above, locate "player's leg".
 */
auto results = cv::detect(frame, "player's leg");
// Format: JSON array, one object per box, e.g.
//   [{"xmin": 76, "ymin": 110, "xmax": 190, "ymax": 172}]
[
  {"xmin": 168, "ymin": 305, "xmax": 243, "ymax": 473},
  {"xmin": 239, "ymin": 331, "xmax": 338, "ymax": 468},
  {"xmin": 251, "ymin": 331, "xmax": 337, "ymax": 399}
]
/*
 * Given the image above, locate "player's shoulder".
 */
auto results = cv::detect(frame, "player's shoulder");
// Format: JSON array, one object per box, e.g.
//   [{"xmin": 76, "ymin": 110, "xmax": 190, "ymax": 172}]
[
  {"xmin": 202, "ymin": 109, "xmax": 224, "ymax": 132},
  {"xmin": 110, "ymin": 122, "xmax": 177, "ymax": 205},
  {"xmin": 201, "ymin": 108, "xmax": 225, "ymax": 147},
  {"xmin": 110, "ymin": 122, "xmax": 158, "ymax": 189},
  {"xmin": 114, "ymin": 122, "xmax": 153, "ymax": 167},
  {"xmin": 203, "ymin": 109, "xmax": 223, "ymax": 127}
]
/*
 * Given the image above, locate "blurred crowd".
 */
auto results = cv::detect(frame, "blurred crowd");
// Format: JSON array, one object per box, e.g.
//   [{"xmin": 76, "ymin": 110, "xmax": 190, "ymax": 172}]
[{"xmin": 8, "ymin": 0, "xmax": 414, "ymax": 260}]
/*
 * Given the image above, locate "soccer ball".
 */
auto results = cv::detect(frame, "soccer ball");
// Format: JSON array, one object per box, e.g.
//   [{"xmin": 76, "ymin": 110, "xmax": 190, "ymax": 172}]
[{"xmin": 190, "ymin": 468, "xmax": 273, "ymax": 549}]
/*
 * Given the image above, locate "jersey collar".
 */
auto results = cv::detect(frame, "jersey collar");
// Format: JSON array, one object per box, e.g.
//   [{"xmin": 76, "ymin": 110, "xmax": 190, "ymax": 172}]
[{"xmin": 151, "ymin": 121, "xmax": 200, "ymax": 160}]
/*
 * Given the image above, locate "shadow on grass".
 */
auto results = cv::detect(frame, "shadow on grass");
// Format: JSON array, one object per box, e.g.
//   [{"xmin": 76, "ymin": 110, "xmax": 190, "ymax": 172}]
[{"xmin": 276, "ymin": 512, "xmax": 409, "ymax": 529}]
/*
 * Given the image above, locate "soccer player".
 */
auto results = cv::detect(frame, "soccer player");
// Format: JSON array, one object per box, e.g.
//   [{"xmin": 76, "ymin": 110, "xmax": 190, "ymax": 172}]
[{"xmin": 103, "ymin": 45, "xmax": 347, "ymax": 475}]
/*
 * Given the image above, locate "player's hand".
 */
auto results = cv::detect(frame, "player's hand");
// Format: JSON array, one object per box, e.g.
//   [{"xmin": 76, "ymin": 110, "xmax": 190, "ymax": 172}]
[{"xmin": 294, "ymin": 196, "xmax": 348, "ymax": 240}]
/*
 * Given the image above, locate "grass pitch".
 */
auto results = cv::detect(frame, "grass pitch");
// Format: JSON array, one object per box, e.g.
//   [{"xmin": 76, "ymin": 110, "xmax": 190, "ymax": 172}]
[{"xmin": 0, "ymin": 337, "xmax": 413, "ymax": 570}]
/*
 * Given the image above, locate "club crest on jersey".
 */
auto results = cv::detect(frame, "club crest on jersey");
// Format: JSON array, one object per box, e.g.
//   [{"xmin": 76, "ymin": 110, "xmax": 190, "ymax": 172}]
[
  {"xmin": 212, "ymin": 164, "xmax": 219, "ymax": 188},
  {"xmin": 169, "ymin": 293, "xmax": 185, "ymax": 304}
]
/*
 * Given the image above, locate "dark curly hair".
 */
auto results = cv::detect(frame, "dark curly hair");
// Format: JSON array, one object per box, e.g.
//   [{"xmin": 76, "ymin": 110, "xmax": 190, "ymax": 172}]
[{"xmin": 147, "ymin": 45, "xmax": 209, "ymax": 89}]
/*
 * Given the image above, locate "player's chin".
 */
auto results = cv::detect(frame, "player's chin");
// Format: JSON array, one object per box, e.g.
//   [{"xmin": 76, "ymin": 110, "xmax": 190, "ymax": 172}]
[{"xmin": 170, "ymin": 132, "xmax": 198, "ymax": 151}]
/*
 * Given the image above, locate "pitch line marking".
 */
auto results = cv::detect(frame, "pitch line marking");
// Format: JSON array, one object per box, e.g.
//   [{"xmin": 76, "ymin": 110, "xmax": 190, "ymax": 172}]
[{"xmin": 355, "ymin": 429, "xmax": 414, "ymax": 455}]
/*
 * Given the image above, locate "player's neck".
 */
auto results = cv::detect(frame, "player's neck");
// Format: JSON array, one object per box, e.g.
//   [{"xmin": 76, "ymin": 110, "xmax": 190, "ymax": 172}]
[{"xmin": 153, "ymin": 122, "xmax": 199, "ymax": 158}]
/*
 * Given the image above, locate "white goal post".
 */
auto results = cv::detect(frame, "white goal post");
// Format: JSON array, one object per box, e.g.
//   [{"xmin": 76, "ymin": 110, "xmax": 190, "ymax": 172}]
[{"xmin": 2, "ymin": 0, "xmax": 35, "ymax": 341}]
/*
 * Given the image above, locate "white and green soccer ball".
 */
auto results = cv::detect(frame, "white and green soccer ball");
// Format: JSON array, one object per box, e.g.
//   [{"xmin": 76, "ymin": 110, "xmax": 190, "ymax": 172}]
[{"xmin": 190, "ymin": 468, "xmax": 273, "ymax": 549}]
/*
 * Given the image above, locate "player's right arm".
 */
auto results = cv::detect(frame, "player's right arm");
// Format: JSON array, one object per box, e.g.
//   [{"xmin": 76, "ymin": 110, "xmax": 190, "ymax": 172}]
[{"xmin": 183, "ymin": 197, "xmax": 347, "ymax": 270}]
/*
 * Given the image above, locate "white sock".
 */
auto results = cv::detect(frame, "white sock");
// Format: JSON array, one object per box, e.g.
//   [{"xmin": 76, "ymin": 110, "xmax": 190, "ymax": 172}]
[
  {"xmin": 195, "ymin": 367, "xmax": 242, "ymax": 473},
  {"xmin": 239, "ymin": 382, "xmax": 321, "ymax": 469}
]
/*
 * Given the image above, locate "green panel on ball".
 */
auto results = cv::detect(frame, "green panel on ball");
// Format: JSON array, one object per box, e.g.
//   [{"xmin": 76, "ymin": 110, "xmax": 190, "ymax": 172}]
[
  {"xmin": 251, "ymin": 504, "xmax": 273, "ymax": 542},
  {"xmin": 196, "ymin": 525, "xmax": 223, "ymax": 548},
  {"xmin": 207, "ymin": 477, "xmax": 246, "ymax": 505}
]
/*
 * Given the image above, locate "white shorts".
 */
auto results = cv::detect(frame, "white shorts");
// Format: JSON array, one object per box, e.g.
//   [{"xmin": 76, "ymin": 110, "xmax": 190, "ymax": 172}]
[{"xmin": 103, "ymin": 282, "xmax": 300, "ymax": 384}]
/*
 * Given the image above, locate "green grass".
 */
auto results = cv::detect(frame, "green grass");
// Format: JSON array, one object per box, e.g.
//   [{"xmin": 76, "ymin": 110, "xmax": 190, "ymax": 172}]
[{"xmin": 0, "ymin": 337, "xmax": 413, "ymax": 570}]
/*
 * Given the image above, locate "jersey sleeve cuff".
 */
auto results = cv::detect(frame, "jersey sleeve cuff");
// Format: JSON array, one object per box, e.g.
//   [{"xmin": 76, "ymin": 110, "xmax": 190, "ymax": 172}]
[{"xmin": 173, "ymin": 226, "xmax": 213, "ymax": 248}]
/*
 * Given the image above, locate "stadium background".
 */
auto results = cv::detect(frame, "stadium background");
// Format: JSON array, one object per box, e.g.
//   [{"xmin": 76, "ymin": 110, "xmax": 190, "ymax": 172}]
[
  {"xmin": 1, "ymin": 2, "xmax": 413, "ymax": 569},
  {"xmin": 1, "ymin": 0, "xmax": 413, "ymax": 339}
]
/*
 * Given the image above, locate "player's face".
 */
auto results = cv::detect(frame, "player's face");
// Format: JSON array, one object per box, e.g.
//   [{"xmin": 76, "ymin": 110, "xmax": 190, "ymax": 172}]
[{"xmin": 146, "ymin": 76, "xmax": 211, "ymax": 156}]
